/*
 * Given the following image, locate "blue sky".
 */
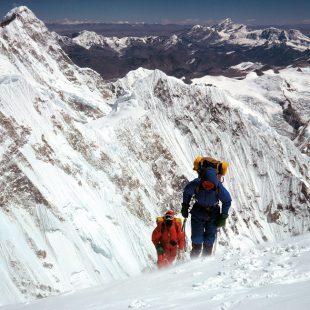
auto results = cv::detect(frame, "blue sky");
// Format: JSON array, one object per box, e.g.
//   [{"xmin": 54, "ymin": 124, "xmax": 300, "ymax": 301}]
[{"xmin": 0, "ymin": 0, "xmax": 309, "ymax": 24}]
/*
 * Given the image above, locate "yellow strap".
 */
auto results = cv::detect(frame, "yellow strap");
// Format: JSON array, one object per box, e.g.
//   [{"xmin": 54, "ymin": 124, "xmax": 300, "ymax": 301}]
[
  {"xmin": 156, "ymin": 217, "xmax": 182, "ymax": 225},
  {"xmin": 175, "ymin": 218, "xmax": 182, "ymax": 225},
  {"xmin": 156, "ymin": 216, "xmax": 164, "ymax": 224}
]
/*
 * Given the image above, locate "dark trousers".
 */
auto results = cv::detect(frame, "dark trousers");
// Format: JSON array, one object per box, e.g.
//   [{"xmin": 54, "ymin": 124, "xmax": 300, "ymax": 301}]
[{"xmin": 190, "ymin": 204, "xmax": 220, "ymax": 246}]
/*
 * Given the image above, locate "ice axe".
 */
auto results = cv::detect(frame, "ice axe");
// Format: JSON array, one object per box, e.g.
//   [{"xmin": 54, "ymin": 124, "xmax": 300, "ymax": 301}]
[
  {"xmin": 182, "ymin": 217, "xmax": 189, "ymax": 252},
  {"xmin": 213, "ymin": 228, "xmax": 220, "ymax": 255}
]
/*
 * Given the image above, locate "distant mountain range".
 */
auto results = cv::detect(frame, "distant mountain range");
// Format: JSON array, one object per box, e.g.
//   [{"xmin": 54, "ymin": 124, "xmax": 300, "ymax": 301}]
[
  {"xmin": 47, "ymin": 22, "xmax": 310, "ymax": 38},
  {"xmin": 53, "ymin": 19, "xmax": 310, "ymax": 80},
  {"xmin": 47, "ymin": 22, "xmax": 191, "ymax": 37}
]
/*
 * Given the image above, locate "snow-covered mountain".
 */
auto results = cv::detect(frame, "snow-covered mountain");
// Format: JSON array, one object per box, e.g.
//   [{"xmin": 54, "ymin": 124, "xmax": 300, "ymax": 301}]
[
  {"xmin": 192, "ymin": 67, "xmax": 310, "ymax": 155},
  {"xmin": 71, "ymin": 30, "xmax": 157, "ymax": 54},
  {"xmin": 66, "ymin": 18, "xmax": 310, "ymax": 53},
  {"xmin": 186, "ymin": 18, "xmax": 310, "ymax": 51},
  {"xmin": 59, "ymin": 18, "xmax": 310, "ymax": 80},
  {"xmin": 0, "ymin": 6, "xmax": 309, "ymax": 307}
]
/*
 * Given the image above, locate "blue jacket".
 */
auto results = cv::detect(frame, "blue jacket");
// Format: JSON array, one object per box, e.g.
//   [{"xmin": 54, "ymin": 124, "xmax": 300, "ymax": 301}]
[{"xmin": 182, "ymin": 168, "xmax": 232, "ymax": 214}]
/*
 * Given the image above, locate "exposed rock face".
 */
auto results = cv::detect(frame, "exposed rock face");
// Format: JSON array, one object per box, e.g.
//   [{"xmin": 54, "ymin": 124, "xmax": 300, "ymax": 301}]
[{"xmin": 0, "ymin": 6, "xmax": 309, "ymax": 306}]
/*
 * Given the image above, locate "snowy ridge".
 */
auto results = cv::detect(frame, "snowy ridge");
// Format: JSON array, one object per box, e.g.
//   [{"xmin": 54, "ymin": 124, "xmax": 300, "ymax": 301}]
[
  {"xmin": 69, "ymin": 19, "xmax": 310, "ymax": 52},
  {"xmin": 0, "ymin": 6, "xmax": 154, "ymax": 305},
  {"xmin": 230, "ymin": 62, "xmax": 262, "ymax": 71},
  {"xmin": 0, "ymin": 6, "xmax": 111, "ymax": 114},
  {"xmin": 193, "ymin": 67, "xmax": 310, "ymax": 154},
  {"xmin": 72, "ymin": 30, "xmax": 157, "ymax": 53},
  {"xmin": 55, "ymin": 17, "xmax": 310, "ymax": 53},
  {"xmin": 0, "ymin": 6, "xmax": 309, "ymax": 307},
  {"xmin": 187, "ymin": 19, "xmax": 310, "ymax": 51}
]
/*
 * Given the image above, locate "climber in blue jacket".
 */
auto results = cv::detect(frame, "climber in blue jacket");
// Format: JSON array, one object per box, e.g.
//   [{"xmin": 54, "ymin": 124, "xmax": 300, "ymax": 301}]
[{"xmin": 181, "ymin": 157, "xmax": 232, "ymax": 257}]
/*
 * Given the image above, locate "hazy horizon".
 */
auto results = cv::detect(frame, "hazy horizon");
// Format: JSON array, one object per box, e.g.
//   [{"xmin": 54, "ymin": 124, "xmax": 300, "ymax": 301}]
[{"xmin": 0, "ymin": 0, "xmax": 309, "ymax": 26}]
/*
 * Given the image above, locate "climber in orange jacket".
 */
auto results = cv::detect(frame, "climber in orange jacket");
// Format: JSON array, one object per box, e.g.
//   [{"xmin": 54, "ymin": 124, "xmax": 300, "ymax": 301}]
[{"xmin": 152, "ymin": 210, "xmax": 185, "ymax": 268}]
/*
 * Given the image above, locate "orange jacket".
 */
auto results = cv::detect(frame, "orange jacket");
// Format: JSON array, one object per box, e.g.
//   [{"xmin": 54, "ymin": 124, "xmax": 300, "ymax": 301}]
[{"xmin": 152, "ymin": 219, "xmax": 184, "ymax": 258}]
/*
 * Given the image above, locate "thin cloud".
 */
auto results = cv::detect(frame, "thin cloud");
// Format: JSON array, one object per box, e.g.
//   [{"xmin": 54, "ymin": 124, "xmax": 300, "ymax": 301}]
[
  {"xmin": 245, "ymin": 19, "xmax": 256, "ymax": 23},
  {"xmin": 160, "ymin": 18, "xmax": 214, "ymax": 25},
  {"xmin": 52, "ymin": 18, "xmax": 97, "ymax": 25}
]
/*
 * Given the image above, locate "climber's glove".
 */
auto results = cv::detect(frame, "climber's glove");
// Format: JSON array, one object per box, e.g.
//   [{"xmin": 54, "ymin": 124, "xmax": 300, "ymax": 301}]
[
  {"xmin": 216, "ymin": 213, "xmax": 228, "ymax": 227},
  {"xmin": 181, "ymin": 203, "xmax": 189, "ymax": 218},
  {"xmin": 156, "ymin": 244, "xmax": 164, "ymax": 255},
  {"xmin": 169, "ymin": 240, "xmax": 177, "ymax": 246}
]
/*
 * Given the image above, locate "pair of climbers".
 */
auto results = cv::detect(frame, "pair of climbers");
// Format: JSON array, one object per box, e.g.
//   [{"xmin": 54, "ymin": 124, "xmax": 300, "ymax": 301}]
[{"xmin": 152, "ymin": 156, "xmax": 232, "ymax": 266}]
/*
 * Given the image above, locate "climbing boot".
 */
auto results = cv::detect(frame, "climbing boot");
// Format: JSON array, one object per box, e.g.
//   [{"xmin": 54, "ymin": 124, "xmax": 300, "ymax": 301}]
[
  {"xmin": 190, "ymin": 243, "xmax": 202, "ymax": 258},
  {"xmin": 202, "ymin": 244, "xmax": 213, "ymax": 256}
]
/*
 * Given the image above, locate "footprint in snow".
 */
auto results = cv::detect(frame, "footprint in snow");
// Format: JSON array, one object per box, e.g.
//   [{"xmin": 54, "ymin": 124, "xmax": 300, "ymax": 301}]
[
  {"xmin": 192, "ymin": 281, "xmax": 207, "ymax": 291},
  {"xmin": 173, "ymin": 268, "xmax": 186, "ymax": 274},
  {"xmin": 211, "ymin": 293, "xmax": 226, "ymax": 301},
  {"xmin": 128, "ymin": 299, "xmax": 149, "ymax": 308}
]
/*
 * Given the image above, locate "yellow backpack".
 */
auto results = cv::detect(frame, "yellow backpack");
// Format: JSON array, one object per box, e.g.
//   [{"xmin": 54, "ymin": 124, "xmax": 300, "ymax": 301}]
[
  {"xmin": 193, "ymin": 156, "xmax": 229, "ymax": 180},
  {"xmin": 156, "ymin": 217, "xmax": 182, "ymax": 225}
]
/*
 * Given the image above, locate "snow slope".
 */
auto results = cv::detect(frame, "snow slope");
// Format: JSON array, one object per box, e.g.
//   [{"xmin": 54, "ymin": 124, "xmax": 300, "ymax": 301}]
[
  {"xmin": 2, "ymin": 233, "xmax": 310, "ymax": 310},
  {"xmin": 192, "ymin": 68, "xmax": 310, "ymax": 154},
  {"xmin": 0, "ymin": 6, "xmax": 155, "ymax": 305},
  {"xmin": 0, "ymin": 6, "xmax": 309, "ymax": 307}
]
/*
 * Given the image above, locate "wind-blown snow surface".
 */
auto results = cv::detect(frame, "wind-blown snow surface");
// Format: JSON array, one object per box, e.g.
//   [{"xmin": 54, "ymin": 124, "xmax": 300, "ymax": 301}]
[
  {"xmin": 2, "ymin": 233, "xmax": 310, "ymax": 310},
  {"xmin": 0, "ymin": 6, "xmax": 310, "ymax": 307}
]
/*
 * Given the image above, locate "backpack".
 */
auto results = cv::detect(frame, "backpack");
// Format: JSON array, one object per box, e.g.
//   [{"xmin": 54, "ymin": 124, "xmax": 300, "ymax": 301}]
[
  {"xmin": 156, "ymin": 217, "xmax": 182, "ymax": 233},
  {"xmin": 195, "ymin": 157, "xmax": 229, "ymax": 196},
  {"xmin": 199, "ymin": 157, "xmax": 229, "ymax": 180},
  {"xmin": 156, "ymin": 217, "xmax": 182, "ymax": 225}
]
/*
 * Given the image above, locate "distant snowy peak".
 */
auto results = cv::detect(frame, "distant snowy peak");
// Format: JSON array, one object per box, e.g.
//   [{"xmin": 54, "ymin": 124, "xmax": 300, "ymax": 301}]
[
  {"xmin": 215, "ymin": 17, "xmax": 233, "ymax": 27},
  {"xmin": 72, "ymin": 30, "xmax": 157, "ymax": 53},
  {"xmin": 72, "ymin": 30, "xmax": 107, "ymax": 49},
  {"xmin": 213, "ymin": 18, "xmax": 246, "ymax": 33},
  {"xmin": 187, "ymin": 24, "xmax": 214, "ymax": 38},
  {"xmin": 187, "ymin": 19, "xmax": 247, "ymax": 41},
  {"xmin": 259, "ymin": 28, "xmax": 310, "ymax": 48},
  {"xmin": 189, "ymin": 24, "xmax": 212, "ymax": 33},
  {"xmin": 164, "ymin": 34, "xmax": 181, "ymax": 48},
  {"xmin": 187, "ymin": 19, "xmax": 310, "ymax": 50},
  {"xmin": 57, "ymin": 17, "xmax": 309, "ymax": 81}
]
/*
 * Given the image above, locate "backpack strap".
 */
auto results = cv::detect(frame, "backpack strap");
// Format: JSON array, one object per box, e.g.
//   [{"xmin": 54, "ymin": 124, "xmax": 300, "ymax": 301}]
[
  {"xmin": 174, "ymin": 218, "xmax": 182, "ymax": 234},
  {"xmin": 215, "ymin": 185, "xmax": 220, "ymax": 203},
  {"xmin": 156, "ymin": 216, "xmax": 164, "ymax": 224},
  {"xmin": 158, "ymin": 218, "xmax": 182, "ymax": 234}
]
